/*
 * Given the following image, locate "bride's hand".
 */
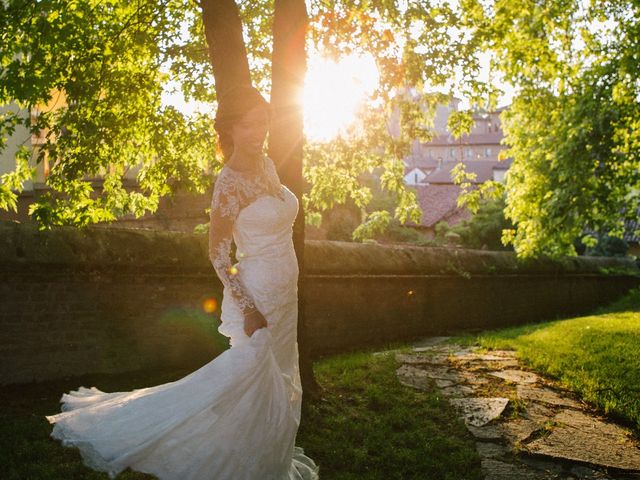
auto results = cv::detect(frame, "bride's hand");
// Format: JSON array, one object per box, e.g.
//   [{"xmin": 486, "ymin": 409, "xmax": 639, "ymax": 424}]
[{"xmin": 243, "ymin": 310, "xmax": 268, "ymax": 337}]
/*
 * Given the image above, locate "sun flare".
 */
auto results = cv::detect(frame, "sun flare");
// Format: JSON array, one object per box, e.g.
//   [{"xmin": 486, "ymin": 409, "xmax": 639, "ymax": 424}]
[{"xmin": 302, "ymin": 53, "xmax": 380, "ymax": 142}]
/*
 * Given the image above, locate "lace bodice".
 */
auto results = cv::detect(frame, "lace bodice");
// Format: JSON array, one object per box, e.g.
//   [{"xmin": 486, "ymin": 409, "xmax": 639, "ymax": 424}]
[{"xmin": 208, "ymin": 155, "xmax": 287, "ymax": 316}]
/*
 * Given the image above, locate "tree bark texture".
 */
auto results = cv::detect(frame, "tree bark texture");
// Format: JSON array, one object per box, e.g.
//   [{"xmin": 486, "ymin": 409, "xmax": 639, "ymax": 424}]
[
  {"xmin": 269, "ymin": 0, "xmax": 319, "ymax": 398},
  {"xmin": 200, "ymin": 0, "xmax": 252, "ymax": 95}
]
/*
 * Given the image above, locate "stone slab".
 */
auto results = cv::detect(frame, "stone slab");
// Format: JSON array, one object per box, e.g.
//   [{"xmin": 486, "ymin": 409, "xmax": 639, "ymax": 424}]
[
  {"xmin": 394, "ymin": 352, "xmax": 449, "ymax": 365},
  {"xmin": 524, "ymin": 402, "xmax": 556, "ymax": 423},
  {"xmin": 459, "ymin": 371, "xmax": 491, "ymax": 385},
  {"xmin": 525, "ymin": 409, "xmax": 640, "ymax": 472},
  {"xmin": 450, "ymin": 397, "xmax": 510, "ymax": 427},
  {"xmin": 456, "ymin": 353, "xmax": 518, "ymax": 363},
  {"xmin": 467, "ymin": 423, "xmax": 504, "ymax": 440},
  {"xmin": 500, "ymin": 418, "xmax": 545, "ymax": 444},
  {"xmin": 517, "ymin": 384, "xmax": 582, "ymax": 409},
  {"xmin": 489, "ymin": 369, "xmax": 541, "ymax": 384},
  {"xmin": 476, "ymin": 441, "xmax": 510, "ymax": 460},
  {"xmin": 435, "ymin": 378, "xmax": 455, "ymax": 388},
  {"xmin": 440, "ymin": 384, "xmax": 476, "ymax": 397},
  {"xmin": 412, "ymin": 365, "xmax": 462, "ymax": 382},
  {"xmin": 481, "ymin": 458, "xmax": 562, "ymax": 480}
]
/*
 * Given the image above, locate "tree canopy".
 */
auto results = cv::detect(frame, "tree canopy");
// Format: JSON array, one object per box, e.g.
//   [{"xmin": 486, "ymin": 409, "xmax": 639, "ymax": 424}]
[
  {"xmin": 458, "ymin": 0, "xmax": 640, "ymax": 258},
  {"xmin": 1, "ymin": 0, "xmax": 638, "ymax": 260}
]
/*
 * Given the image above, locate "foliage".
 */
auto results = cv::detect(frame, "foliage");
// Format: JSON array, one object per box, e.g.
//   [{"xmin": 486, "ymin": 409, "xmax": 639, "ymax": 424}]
[
  {"xmin": 1, "ymin": 0, "xmax": 492, "ymax": 237},
  {"xmin": 585, "ymin": 233, "xmax": 630, "ymax": 258},
  {"xmin": 450, "ymin": 194, "xmax": 515, "ymax": 251},
  {"xmin": 0, "ymin": 0, "xmax": 217, "ymax": 228},
  {"xmin": 2, "ymin": 0, "xmax": 638, "ymax": 262},
  {"xmin": 302, "ymin": 0, "xmax": 493, "ymax": 241},
  {"xmin": 455, "ymin": 0, "xmax": 640, "ymax": 259},
  {"xmin": 0, "ymin": 146, "xmax": 35, "ymax": 212}
]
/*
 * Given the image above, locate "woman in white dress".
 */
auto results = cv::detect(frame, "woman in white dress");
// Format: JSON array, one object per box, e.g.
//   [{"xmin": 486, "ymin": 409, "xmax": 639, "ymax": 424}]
[{"xmin": 45, "ymin": 85, "xmax": 320, "ymax": 480}]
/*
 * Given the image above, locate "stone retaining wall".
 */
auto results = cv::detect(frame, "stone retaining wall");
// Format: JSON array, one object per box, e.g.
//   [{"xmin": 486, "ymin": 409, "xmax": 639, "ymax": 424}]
[{"xmin": 1, "ymin": 221, "xmax": 638, "ymax": 385}]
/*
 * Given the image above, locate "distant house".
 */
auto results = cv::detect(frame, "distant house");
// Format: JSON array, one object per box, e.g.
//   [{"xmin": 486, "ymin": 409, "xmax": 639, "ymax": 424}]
[{"xmin": 401, "ymin": 97, "xmax": 512, "ymax": 237}]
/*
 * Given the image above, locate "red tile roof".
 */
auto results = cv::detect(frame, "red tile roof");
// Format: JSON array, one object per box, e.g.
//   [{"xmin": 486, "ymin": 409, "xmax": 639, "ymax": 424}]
[{"xmin": 409, "ymin": 184, "xmax": 472, "ymax": 227}]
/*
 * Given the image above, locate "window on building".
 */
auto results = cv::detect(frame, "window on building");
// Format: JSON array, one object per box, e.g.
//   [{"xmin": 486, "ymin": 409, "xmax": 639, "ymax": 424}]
[
  {"xmin": 449, "ymin": 148, "xmax": 456, "ymax": 158},
  {"xmin": 466, "ymin": 148, "xmax": 473, "ymax": 158},
  {"xmin": 485, "ymin": 148, "xmax": 492, "ymax": 157}
]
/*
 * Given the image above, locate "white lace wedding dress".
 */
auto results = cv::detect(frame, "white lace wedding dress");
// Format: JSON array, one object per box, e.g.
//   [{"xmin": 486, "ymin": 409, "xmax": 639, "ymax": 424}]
[{"xmin": 46, "ymin": 155, "xmax": 320, "ymax": 480}]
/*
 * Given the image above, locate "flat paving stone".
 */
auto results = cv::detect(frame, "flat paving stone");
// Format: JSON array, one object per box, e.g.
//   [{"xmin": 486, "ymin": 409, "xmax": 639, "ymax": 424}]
[
  {"xmin": 523, "ymin": 402, "xmax": 556, "ymax": 423},
  {"xmin": 451, "ymin": 347, "xmax": 486, "ymax": 358},
  {"xmin": 476, "ymin": 441, "xmax": 511, "ymax": 460},
  {"xmin": 394, "ymin": 352, "xmax": 449, "ymax": 365},
  {"xmin": 440, "ymin": 384, "xmax": 476, "ymax": 397},
  {"xmin": 449, "ymin": 397, "xmax": 510, "ymax": 427},
  {"xmin": 394, "ymin": 344, "xmax": 640, "ymax": 479},
  {"xmin": 481, "ymin": 458, "xmax": 563, "ymax": 480},
  {"xmin": 459, "ymin": 370, "xmax": 491, "ymax": 385},
  {"xmin": 484, "ymin": 359, "xmax": 522, "ymax": 369},
  {"xmin": 517, "ymin": 384, "xmax": 582, "ymax": 409},
  {"xmin": 435, "ymin": 378, "xmax": 456, "ymax": 388},
  {"xmin": 500, "ymin": 417, "xmax": 545, "ymax": 444},
  {"xmin": 489, "ymin": 369, "xmax": 541, "ymax": 385},
  {"xmin": 395, "ymin": 365, "xmax": 433, "ymax": 391},
  {"xmin": 467, "ymin": 423, "xmax": 505, "ymax": 440},
  {"xmin": 525, "ymin": 409, "xmax": 640, "ymax": 472},
  {"xmin": 569, "ymin": 464, "xmax": 616, "ymax": 479}
]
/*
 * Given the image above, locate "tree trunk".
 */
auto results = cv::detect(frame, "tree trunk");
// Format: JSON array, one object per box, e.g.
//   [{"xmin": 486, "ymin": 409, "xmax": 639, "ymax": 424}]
[
  {"xmin": 200, "ymin": 0, "xmax": 252, "ymax": 95},
  {"xmin": 269, "ymin": 0, "xmax": 320, "ymax": 398},
  {"xmin": 200, "ymin": 0, "xmax": 320, "ymax": 397}
]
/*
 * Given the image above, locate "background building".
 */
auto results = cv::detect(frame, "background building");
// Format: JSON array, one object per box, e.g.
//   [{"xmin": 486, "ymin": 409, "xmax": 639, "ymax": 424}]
[{"xmin": 402, "ymin": 97, "xmax": 512, "ymax": 237}]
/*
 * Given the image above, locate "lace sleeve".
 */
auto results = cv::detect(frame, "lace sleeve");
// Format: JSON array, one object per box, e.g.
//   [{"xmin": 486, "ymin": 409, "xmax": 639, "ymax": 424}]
[{"xmin": 208, "ymin": 172, "xmax": 258, "ymax": 316}]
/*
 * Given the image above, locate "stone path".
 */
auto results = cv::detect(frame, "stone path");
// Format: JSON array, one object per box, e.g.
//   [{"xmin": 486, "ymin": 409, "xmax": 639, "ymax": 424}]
[{"xmin": 391, "ymin": 337, "xmax": 640, "ymax": 480}]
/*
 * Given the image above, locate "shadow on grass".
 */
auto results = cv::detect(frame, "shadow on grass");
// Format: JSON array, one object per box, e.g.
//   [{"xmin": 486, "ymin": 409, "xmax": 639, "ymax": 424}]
[{"xmin": 2, "ymin": 346, "xmax": 482, "ymax": 480}]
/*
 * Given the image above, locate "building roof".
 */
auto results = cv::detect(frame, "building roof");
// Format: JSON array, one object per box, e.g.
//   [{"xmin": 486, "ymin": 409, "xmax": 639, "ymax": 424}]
[
  {"xmin": 410, "ymin": 184, "xmax": 470, "ymax": 227},
  {"xmin": 424, "ymin": 159, "xmax": 513, "ymax": 184},
  {"xmin": 423, "ymin": 132, "xmax": 504, "ymax": 146},
  {"xmin": 404, "ymin": 156, "xmax": 441, "ymax": 170}
]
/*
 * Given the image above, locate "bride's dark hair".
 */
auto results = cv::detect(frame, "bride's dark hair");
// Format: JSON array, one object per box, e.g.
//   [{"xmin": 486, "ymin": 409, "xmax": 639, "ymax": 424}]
[{"xmin": 214, "ymin": 86, "xmax": 271, "ymax": 162}]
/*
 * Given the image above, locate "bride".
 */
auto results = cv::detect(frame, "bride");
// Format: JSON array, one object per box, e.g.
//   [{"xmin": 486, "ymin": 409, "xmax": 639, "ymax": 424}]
[{"xmin": 45, "ymin": 85, "xmax": 321, "ymax": 480}]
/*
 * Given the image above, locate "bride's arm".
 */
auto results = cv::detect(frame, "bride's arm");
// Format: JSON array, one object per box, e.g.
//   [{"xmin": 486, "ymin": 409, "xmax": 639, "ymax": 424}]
[{"xmin": 208, "ymin": 173, "xmax": 258, "ymax": 316}]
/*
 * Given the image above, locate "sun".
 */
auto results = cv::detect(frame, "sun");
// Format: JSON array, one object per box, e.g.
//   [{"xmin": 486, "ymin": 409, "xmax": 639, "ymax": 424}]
[{"xmin": 302, "ymin": 53, "xmax": 380, "ymax": 142}]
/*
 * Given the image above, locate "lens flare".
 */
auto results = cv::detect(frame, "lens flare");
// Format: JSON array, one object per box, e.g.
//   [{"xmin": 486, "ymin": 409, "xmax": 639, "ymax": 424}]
[{"xmin": 203, "ymin": 298, "xmax": 218, "ymax": 313}]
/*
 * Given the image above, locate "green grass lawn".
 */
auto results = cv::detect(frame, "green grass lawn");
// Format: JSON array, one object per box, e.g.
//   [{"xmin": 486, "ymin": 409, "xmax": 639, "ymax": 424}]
[
  {"xmin": 451, "ymin": 285, "xmax": 640, "ymax": 432},
  {"xmin": 297, "ymin": 348, "xmax": 481, "ymax": 480},
  {"xmin": 1, "ymin": 345, "xmax": 482, "ymax": 480}
]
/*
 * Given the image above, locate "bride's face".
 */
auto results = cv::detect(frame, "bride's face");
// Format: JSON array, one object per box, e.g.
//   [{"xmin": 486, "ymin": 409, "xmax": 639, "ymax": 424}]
[{"xmin": 231, "ymin": 106, "xmax": 269, "ymax": 156}]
